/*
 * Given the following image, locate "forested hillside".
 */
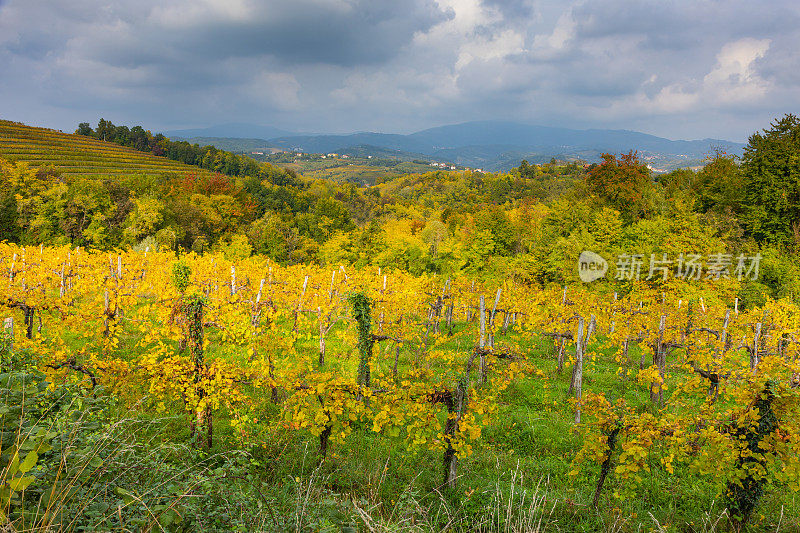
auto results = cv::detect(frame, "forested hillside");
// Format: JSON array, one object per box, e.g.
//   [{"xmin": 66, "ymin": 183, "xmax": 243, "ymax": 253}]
[{"xmin": 4, "ymin": 116, "xmax": 800, "ymax": 305}]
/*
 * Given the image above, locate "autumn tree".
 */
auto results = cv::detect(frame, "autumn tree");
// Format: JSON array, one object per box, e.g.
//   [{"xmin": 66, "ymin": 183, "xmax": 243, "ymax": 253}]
[{"xmin": 585, "ymin": 151, "xmax": 653, "ymax": 223}]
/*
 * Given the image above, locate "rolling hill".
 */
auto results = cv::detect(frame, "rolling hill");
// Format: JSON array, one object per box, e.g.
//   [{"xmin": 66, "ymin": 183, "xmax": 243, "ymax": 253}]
[{"xmin": 0, "ymin": 120, "xmax": 213, "ymax": 178}]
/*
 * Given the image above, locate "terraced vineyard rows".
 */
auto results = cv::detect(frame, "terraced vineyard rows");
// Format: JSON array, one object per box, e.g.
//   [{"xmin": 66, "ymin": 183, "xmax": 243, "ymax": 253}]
[{"xmin": 0, "ymin": 120, "xmax": 207, "ymax": 178}]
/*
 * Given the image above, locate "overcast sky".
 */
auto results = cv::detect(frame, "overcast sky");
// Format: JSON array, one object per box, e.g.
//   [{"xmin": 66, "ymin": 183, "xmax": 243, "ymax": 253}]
[{"xmin": 1, "ymin": 0, "xmax": 797, "ymax": 141}]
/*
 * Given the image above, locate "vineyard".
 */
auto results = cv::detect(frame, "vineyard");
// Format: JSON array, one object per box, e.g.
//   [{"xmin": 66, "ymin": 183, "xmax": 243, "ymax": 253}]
[
  {"xmin": 1, "ymin": 242, "xmax": 798, "ymax": 531},
  {"xmin": 0, "ymin": 121, "xmax": 205, "ymax": 179},
  {"xmin": 263, "ymin": 156, "xmax": 445, "ymax": 185}
]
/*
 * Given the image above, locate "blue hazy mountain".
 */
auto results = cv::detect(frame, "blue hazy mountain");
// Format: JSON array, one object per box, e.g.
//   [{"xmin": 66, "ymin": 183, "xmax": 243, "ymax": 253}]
[
  {"xmin": 164, "ymin": 122, "xmax": 296, "ymax": 140},
  {"xmin": 163, "ymin": 121, "xmax": 744, "ymax": 171},
  {"xmin": 408, "ymin": 121, "xmax": 741, "ymax": 154}
]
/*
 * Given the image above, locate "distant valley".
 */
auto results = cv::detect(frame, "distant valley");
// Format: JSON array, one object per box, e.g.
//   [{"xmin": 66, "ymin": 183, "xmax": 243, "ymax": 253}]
[{"xmin": 165, "ymin": 120, "xmax": 745, "ymax": 173}]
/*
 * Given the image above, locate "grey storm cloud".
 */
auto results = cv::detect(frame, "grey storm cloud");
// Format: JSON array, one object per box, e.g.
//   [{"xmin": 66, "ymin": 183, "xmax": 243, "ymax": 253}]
[
  {"xmin": 481, "ymin": 0, "xmax": 534, "ymax": 23},
  {"xmin": 570, "ymin": 0, "xmax": 799, "ymax": 52},
  {"xmin": 0, "ymin": 0, "xmax": 798, "ymax": 140},
  {"xmin": 79, "ymin": 1, "xmax": 454, "ymax": 68}
]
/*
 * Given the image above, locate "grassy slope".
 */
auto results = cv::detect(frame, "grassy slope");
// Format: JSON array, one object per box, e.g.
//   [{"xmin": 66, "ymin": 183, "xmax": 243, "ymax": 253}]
[{"xmin": 0, "ymin": 120, "xmax": 208, "ymax": 178}]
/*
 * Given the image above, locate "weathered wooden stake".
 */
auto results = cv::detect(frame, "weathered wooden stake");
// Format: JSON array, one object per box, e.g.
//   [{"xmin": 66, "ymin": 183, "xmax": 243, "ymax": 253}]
[
  {"xmin": 571, "ymin": 316, "xmax": 585, "ymax": 423},
  {"xmin": 378, "ymin": 274, "xmax": 387, "ymax": 334},
  {"xmin": 751, "ymin": 322, "xmax": 762, "ymax": 371},
  {"xmin": 59, "ymin": 263, "xmax": 65, "ymax": 298},
  {"xmin": 556, "ymin": 338, "xmax": 567, "ymax": 373},
  {"xmin": 466, "ymin": 281, "xmax": 475, "ymax": 322},
  {"xmin": 445, "ymin": 300, "xmax": 454, "ymax": 334},
  {"xmin": 293, "ymin": 275, "xmax": 309, "ymax": 332},
  {"xmin": 488, "ymin": 288, "xmax": 501, "ymax": 349},
  {"xmin": 479, "ymin": 295, "xmax": 487, "ymax": 383},
  {"xmin": 2, "ymin": 317, "xmax": 12, "ymax": 353},
  {"xmin": 252, "ymin": 278, "xmax": 265, "ymax": 327},
  {"xmin": 318, "ymin": 306, "xmax": 326, "ymax": 366},
  {"xmin": 649, "ymin": 315, "xmax": 667, "ymax": 405},
  {"xmin": 393, "ymin": 341, "xmax": 401, "ymax": 380},
  {"xmin": 721, "ymin": 309, "xmax": 730, "ymax": 351},
  {"xmin": 584, "ymin": 314, "xmax": 596, "ymax": 351}
]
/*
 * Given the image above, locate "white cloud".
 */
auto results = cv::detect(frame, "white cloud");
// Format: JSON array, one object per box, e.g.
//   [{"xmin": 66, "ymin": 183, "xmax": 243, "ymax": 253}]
[
  {"xmin": 577, "ymin": 37, "xmax": 774, "ymax": 125},
  {"xmin": 531, "ymin": 10, "xmax": 576, "ymax": 56},
  {"xmin": 455, "ymin": 29, "xmax": 525, "ymax": 70},
  {"xmin": 703, "ymin": 38, "xmax": 771, "ymax": 103}
]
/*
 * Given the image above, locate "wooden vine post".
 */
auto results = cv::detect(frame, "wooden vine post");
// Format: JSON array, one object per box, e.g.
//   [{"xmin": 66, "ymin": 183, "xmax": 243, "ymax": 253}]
[
  {"xmin": 570, "ymin": 314, "xmax": 595, "ymax": 396},
  {"xmin": 292, "ymin": 275, "xmax": 309, "ymax": 334},
  {"xmin": 479, "ymin": 294, "xmax": 487, "ymax": 383},
  {"xmin": 556, "ymin": 336, "xmax": 567, "ymax": 374},
  {"xmin": 434, "ymin": 279, "xmax": 449, "ymax": 335},
  {"xmin": 2, "ymin": 317, "xmax": 12, "ymax": 354},
  {"xmin": 445, "ymin": 282, "xmax": 454, "ymax": 335},
  {"xmin": 751, "ymin": 322, "xmax": 762, "ymax": 371},
  {"xmin": 378, "ymin": 274, "xmax": 386, "ymax": 334},
  {"xmin": 556, "ymin": 286, "xmax": 570, "ymax": 373},
  {"xmin": 650, "ymin": 314, "xmax": 667, "ymax": 405},
  {"xmin": 250, "ymin": 277, "xmax": 279, "ymax": 403},
  {"xmin": 317, "ymin": 271, "xmax": 340, "ymax": 367},
  {"xmin": 569, "ymin": 316, "xmax": 585, "ymax": 423},
  {"xmin": 488, "ymin": 287, "xmax": 501, "ymax": 349},
  {"xmin": 721, "ymin": 308, "xmax": 731, "ymax": 351}
]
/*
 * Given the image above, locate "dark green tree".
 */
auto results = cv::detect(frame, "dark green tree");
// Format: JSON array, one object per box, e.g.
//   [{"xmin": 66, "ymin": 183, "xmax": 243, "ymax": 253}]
[
  {"xmin": 95, "ymin": 118, "xmax": 115, "ymax": 142},
  {"xmin": 690, "ymin": 151, "xmax": 743, "ymax": 214},
  {"xmin": 0, "ymin": 191, "xmax": 20, "ymax": 243},
  {"xmin": 75, "ymin": 123, "xmax": 94, "ymax": 136},
  {"xmin": 741, "ymin": 114, "xmax": 800, "ymax": 246}
]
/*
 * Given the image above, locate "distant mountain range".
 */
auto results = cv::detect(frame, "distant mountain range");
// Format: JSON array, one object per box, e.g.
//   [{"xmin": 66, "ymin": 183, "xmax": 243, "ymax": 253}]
[
  {"xmin": 164, "ymin": 122, "xmax": 295, "ymax": 140},
  {"xmin": 163, "ymin": 121, "xmax": 745, "ymax": 172}
]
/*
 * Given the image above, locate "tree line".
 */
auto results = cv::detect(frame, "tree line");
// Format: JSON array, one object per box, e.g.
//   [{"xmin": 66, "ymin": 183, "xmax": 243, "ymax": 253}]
[
  {"xmin": 76, "ymin": 119, "xmax": 301, "ymax": 187},
  {"xmin": 2, "ymin": 114, "xmax": 799, "ymax": 307}
]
